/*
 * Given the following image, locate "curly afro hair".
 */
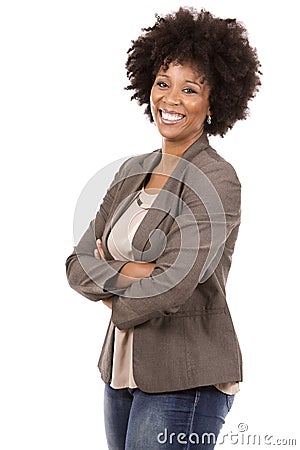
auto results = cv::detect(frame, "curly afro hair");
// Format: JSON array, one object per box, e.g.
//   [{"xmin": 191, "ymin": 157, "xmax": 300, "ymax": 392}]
[{"xmin": 125, "ymin": 7, "xmax": 262, "ymax": 136}]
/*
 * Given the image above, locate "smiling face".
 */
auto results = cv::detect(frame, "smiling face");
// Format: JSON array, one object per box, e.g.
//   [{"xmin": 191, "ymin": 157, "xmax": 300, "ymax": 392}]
[{"xmin": 150, "ymin": 60, "xmax": 211, "ymax": 153}]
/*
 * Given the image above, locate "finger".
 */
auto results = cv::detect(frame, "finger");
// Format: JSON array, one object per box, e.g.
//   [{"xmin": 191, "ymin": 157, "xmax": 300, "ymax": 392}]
[
  {"xmin": 94, "ymin": 248, "xmax": 100, "ymax": 259},
  {"xmin": 97, "ymin": 239, "xmax": 106, "ymax": 260},
  {"xmin": 96, "ymin": 238, "xmax": 102, "ymax": 250}
]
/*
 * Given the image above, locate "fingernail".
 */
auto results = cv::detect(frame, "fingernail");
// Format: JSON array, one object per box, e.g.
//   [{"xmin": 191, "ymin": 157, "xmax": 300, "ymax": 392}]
[{"xmin": 97, "ymin": 239, "xmax": 101, "ymax": 245}]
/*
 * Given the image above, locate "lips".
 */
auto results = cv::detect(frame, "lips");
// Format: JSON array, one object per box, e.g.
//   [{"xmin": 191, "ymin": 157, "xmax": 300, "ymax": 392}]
[{"xmin": 159, "ymin": 109, "xmax": 186, "ymax": 124}]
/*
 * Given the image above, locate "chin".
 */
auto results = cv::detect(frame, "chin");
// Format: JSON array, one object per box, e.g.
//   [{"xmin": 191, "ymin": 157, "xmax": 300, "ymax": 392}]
[
  {"xmin": 156, "ymin": 123, "xmax": 183, "ymax": 139},
  {"xmin": 158, "ymin": 130, "xmax": 182, "ymax": 141}
]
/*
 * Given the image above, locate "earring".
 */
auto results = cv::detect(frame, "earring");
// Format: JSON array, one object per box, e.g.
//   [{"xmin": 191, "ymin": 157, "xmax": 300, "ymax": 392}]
[{"xmin": 207, "ymin": 115, "xmax": 212, "ymax": 125}]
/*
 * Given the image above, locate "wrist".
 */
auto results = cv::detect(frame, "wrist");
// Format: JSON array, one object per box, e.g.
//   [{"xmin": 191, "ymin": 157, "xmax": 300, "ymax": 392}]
[{"xmin": 121, "ymin": 261, "xmax": 155, "ymax": 279}]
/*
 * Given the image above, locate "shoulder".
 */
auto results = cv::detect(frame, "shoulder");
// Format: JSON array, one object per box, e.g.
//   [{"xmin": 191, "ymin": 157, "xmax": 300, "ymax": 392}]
[
  {"xmin": 107, "ymin": 149, "xmax": 157, "ymax": 190},
  {"xmin": 197, "ymin": 145, "xmax": 241, "ymax": 189},
  {"xmin": 183, "ymin": 144, "xmax": 241, "ymax": 213},
  {"xmin": 116, "ymin": 148, "xmax": 160, "ymax": 176}
]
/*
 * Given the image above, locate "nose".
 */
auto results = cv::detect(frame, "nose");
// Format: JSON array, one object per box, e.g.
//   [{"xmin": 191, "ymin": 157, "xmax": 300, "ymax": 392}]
[{"xmin": 163, "ymin": 87, "xmax": 181, "ymax": 106}]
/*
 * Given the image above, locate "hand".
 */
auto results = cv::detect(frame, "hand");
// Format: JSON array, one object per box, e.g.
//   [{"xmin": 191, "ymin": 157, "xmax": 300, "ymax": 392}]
[
  {"xmin": 94, "ymin": 238, "xmax": 113, "ymax": 309},
  {"xmin": 102, "ymin": 298, "xmax": 113, "ymax": 309},
  {"xmin": 94, "ymin": 238, "xmax": 105, "ymax": 260},
  {"xmin": 93, "ymin": 238, "xmax": 155, "ymax": 305}
]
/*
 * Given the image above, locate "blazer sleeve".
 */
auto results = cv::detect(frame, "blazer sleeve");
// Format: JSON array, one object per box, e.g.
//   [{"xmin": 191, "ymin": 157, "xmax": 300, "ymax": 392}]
[
  {"xmin": 65, "ymin": 158, "xmax": 132, "ymax": 302},
  {"xmin": 111, "ymin": 160, "xmax": 241, "ymax": 329}
]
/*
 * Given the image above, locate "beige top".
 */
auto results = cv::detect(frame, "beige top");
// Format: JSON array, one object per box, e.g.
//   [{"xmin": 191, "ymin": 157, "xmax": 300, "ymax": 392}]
[{"xmin": 107, "ymin": 186, "xmax": 239, "ymax": 395}]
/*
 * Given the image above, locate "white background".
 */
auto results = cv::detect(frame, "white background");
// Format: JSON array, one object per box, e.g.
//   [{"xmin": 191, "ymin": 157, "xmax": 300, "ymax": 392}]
[{"xmin": 1, "ymin": 0, "xmax": 299, "ymax": 448}]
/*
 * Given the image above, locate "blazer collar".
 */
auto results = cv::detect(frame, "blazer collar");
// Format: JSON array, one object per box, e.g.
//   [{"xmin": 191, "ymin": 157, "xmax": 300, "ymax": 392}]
[{"xmin": 136, "ymin": 131, "xmax": 210, "ymax": 175}]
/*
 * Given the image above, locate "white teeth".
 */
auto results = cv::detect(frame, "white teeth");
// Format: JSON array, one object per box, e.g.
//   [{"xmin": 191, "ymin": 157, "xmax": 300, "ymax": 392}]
[{"xmin": 161, "ymin": 111, "xmax": 184, "ymax": 121}]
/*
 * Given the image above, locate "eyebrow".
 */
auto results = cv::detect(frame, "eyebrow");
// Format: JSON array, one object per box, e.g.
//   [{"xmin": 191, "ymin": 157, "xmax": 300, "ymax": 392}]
[
  {"xmin": 186, "ymin": 80, "xmax": 203, "ymax": 87},
  {"xmin": 156, "ymin": 73, "xmax": 204, "ymax": 88}
]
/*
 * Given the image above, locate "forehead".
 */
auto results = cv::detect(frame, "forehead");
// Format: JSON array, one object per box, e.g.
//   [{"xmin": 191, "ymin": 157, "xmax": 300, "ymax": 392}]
[{"xmin": 157, "ymin": 60, "xmax": 206, "ymax": 82}]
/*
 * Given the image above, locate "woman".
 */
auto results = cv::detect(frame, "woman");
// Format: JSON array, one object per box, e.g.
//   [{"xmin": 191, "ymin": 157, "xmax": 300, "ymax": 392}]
[{"xmin": 66, "ymin": 7, "xmax": 261, "ymax": 449}]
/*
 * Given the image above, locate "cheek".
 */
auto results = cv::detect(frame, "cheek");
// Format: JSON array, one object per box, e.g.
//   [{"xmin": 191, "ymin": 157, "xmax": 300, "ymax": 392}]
[
  {"xmin": 150, "ymin": 89, "xmax": 162, "ymax": 119},
  {"xmin": 150, "ymin": 88, "xmax": 156, "ymax": 110},
  {"xmin": 189, "ymin": 99, "xmax": 209, "ymax": 119},
  {"xmin": 150, "ymin": 98, "xmax": 156, "ymax": 118},
  {"xmin": 150, "ymin": 87, "xmax": 159, "ymax": 106}
]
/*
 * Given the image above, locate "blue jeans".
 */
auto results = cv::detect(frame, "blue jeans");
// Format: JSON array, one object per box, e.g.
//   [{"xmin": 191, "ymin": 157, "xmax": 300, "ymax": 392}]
[{"xmin": 104, "ymin": 384, "xmax": 234, "ymax": 449}]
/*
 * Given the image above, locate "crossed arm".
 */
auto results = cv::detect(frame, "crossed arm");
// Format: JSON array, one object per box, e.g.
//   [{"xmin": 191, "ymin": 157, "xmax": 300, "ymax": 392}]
[
  {"xmin": 66, "ymin": 157, "xmax": 241, "ymax": 329},
  {"xmin": 94, "ymin": 238, "xmax": 155, "ymax": 309}
]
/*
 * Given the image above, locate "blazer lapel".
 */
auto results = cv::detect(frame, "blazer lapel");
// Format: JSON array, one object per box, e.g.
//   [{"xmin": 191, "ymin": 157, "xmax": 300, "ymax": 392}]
[
  {"xmin": 101, "ymin": 133, "xmax": 210, "ymax": 261},
  {"xmin": 131, "ymin": 166, "xmax": 183, "ymax": 261},
  {"xmin": 101, "ymin": 149, "xmax": 162, "ymax": 258}
]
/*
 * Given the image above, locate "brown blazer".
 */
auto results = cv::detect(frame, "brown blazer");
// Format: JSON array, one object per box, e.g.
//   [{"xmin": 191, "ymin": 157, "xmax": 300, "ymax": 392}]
[{"xmin": 66, "ymin": 133, "xmax": 243, "ymax": 393}]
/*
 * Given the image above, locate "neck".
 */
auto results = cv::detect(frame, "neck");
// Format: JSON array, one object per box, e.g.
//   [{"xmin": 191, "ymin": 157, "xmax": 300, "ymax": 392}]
[{"xmin": 161, "ymin": 130, "xmax": 204, "ymax": 157}]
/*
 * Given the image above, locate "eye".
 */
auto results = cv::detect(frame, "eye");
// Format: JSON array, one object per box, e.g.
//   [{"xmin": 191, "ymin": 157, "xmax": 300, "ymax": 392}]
[
  {"xmin": 156, "ymin": 81, "xmax": 168, "ymax": 88},
  {"xmin": 183, "ymin": 87, "xmax": 197, "ymax": 94}
]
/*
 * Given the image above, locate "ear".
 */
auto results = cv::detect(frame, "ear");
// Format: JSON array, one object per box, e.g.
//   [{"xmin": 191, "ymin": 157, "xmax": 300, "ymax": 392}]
[{"xmin": 207, "ymin": 106, "xmax": 212, "ymax": 116}]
